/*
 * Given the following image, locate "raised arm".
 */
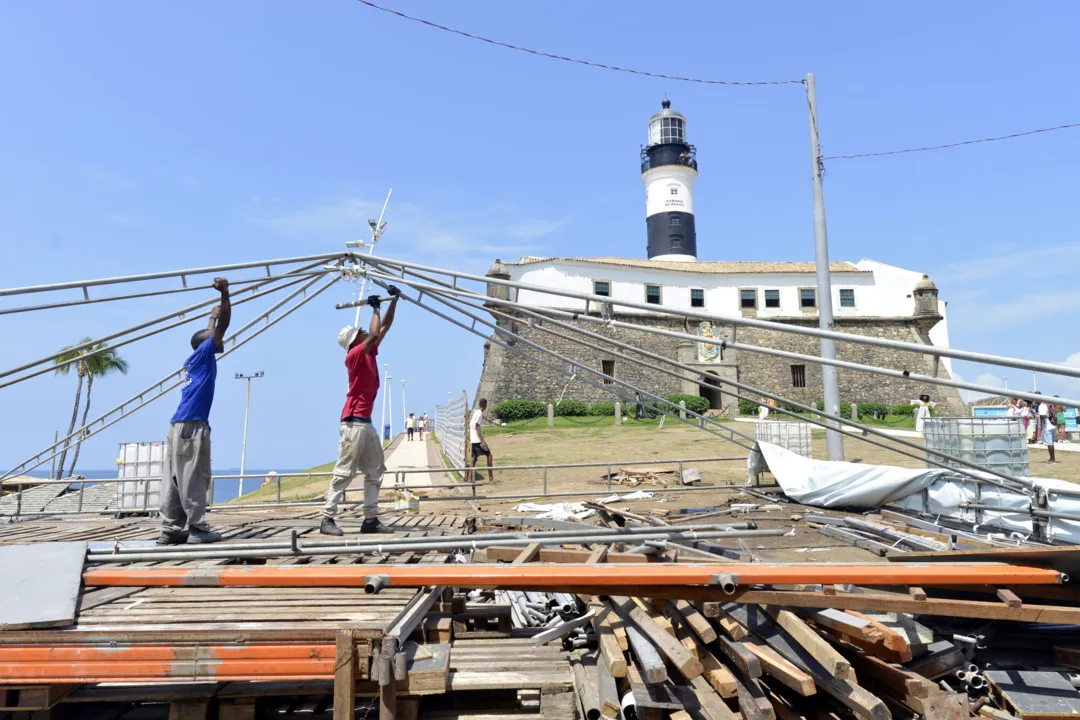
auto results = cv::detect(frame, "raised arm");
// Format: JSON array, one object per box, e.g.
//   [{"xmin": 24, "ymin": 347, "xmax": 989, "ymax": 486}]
[
  {"xmin": 357, "ymin": 295, "xmax": 382, "ymax": 352},
  {"xmin": 377, "ymin": 285, "xmax": 401, "ymax": 342},
  {"xmin": 211, "ymin": 277, "xmax": 231, "ymax": 352}
]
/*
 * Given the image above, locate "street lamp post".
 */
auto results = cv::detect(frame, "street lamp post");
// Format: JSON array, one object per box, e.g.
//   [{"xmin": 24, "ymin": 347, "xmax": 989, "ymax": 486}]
[
  {"xmin": 233, "ymin": 371, "xmax": 264, "ymax": 496},
  {"xmin": 386, "ymin": 372, "xmax": 394, "ymax": 440}
]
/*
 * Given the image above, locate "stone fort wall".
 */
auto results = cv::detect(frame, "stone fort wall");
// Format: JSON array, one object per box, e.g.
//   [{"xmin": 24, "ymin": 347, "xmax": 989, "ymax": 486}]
[{"xmin": 474, "ymin": 311, "xmax": 965, "ymax": 415}]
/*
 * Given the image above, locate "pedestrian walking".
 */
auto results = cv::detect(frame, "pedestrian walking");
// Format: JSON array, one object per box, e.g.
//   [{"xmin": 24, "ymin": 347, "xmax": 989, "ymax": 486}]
[
  {"xmin": 915, "ymin": 394, "xmax": 932, "ymax": 434},
  {"xmin": 1038, "ymin": 395, "xmax": 1058, "ymax": 463},
  {"xmin": 419, "ymin": 411, "xmax": 429, "ymax": 441},
  {"xmin": 406, "ymin": 413, "xmax": 416, "ymax": 441},
  {"xmin": 468, "ymin": 399, "xmax": 495, "ymax": 484}
]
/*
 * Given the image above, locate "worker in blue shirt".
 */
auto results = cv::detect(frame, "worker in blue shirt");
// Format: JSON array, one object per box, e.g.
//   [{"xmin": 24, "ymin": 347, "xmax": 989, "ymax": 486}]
[{"xmin": 158, "ymin": 277, "xmax": 230, "ymax": 545}]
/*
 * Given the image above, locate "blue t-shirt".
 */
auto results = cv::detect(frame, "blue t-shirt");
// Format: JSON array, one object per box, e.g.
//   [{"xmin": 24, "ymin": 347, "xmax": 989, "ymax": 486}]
[{"xmin": 170, "ymin": 337, "xmax": 218, "ymax": 424}]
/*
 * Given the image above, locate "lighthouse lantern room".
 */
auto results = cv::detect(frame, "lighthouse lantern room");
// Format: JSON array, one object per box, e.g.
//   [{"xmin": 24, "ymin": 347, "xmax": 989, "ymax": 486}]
[{"xmin": 641, "ymin": 99, "xmax": 699, "ymax": 261}]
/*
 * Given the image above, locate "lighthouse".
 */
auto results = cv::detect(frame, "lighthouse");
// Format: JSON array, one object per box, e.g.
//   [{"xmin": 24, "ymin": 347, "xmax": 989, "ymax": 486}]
[{"xmin": 641, "ymin": 99, "xmax": 698, "ymax": 261}]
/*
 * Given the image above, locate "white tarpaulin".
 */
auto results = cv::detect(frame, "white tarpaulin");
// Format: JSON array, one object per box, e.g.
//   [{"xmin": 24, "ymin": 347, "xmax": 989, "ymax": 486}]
[
  {"xmin": 752, "ymin": 441, "xmax": 1080, "ymax": 544},
  {"xmin": 751, "ymin": 441, "xmax": 952, "ymax": 508}
]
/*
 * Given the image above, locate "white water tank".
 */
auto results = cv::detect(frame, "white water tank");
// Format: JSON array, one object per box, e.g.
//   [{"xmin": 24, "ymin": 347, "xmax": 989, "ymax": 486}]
[
  {"xmin": 755, "ymin": 421, "xmax": 813, "ymax": 459},
  {"xmin": 116, "ymin": 441, "xmax": 164, "ymax": 511},
  {"xmin": 922, "ymin": 417, "xmax": 1029, "ymax": 477}
]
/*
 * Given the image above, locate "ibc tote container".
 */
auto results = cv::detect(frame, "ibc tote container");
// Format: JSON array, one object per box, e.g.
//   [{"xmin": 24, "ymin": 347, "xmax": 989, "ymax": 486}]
[
  {"xmin": 116, "ymin": 441, "xmax": 164, "ymax": 511},
  {"xmin": 754, "ymin": 421, "xmax": 813, "ymax": 458},
  {"xmin": 922, "ymin": 417, "xmax": 1029, "ymax": 477}
]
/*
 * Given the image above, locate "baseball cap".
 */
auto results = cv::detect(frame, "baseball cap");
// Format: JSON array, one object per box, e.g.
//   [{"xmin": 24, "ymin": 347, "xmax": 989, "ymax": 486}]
[{"xmin": 338, "ymin": 325, "xmax": 361, "ymax": 350}]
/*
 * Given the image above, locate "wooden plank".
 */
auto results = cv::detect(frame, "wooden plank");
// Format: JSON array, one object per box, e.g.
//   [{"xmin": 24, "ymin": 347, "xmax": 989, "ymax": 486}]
[
  {"xmin": 703, "ymin": 591, "xmax": 1080, "ymax": 625},
  {"xmin": 795, "ymin": 608, "xmax": 880, "ymax": 643},
  {"xmin": 586, "ymin": 546, "xmax": 609, "ymax": 564},
  {"xmin": 762, "ymin": 606, "xmax": 852, "ymax": 681},
  {"xmin": 510, "ymin": 541, "xmax": 542, "ymax": 566},
  {"xmin": 671, "ymin": 599, "xmax": 718, "ymax": 644},
  {"xmin": 333, "ymin": 629, "xmax": 356, "ymax": 720},
  {"xmin": 744, "ymin": 641, "xmax": 816, "ymax": 697},
  {"xmin": 690, "ymin": 675, "xmax": 740, "ymax": 720},
  {"xmin": 717, "ymin": 636, "xmax": 761, "ymax": 678},
  {"xmin": 0, "ymin": 541, "xmax": 85, "ymax": 630},
  {"xmin": 722, "ymin": 604, "xmax": 890, "ymax": 720},
  {"xmin": 613, "ymin": 596, "xmax": 702, "ymax": 680},
  {"xmin": 589, "ymin": 600, "xmax": 627, "ymax": 679},
  {"xmin": 997, "ymin": 588, "xmax": 1023, "ymax": 609},
  {"xmin": 909, "ymin": 586, "xmax": 928, "ymax": 601},
  {"xmin": 668, "ymin": 611, "xmax": 737, "ymax": 698},
  {"xmin": 704, "ymin": 602, "xmax": 749, "ymax": 640}
]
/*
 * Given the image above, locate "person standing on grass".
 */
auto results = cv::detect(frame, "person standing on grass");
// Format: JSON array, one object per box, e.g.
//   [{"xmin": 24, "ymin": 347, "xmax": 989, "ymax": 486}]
[
  {"xmin": 321, "ymin": 286, "xmax": 400, "ymax": 536},
  {"xmin": 468, "ymin": 398, "xmax": 495, "ymax": 484},
  {"xmin": 158, "ymin": 277, "xmax": 230, "ymax": 546},
  {"xmin": 915, "ymin": 394, "xmax": 932, "ymax": 434},
  {"xmin": 406, "ymin": 413, "xmax": 416, "ymax": 441},
  {"xmin": 1038, "ymin": 395, "xmax": 1057, "ymax": 463}
]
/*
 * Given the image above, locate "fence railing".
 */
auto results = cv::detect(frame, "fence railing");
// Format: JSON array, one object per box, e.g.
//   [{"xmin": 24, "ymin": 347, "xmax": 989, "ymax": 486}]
[
  {"xmin": 0, "ymin": 455, "xmax": 750, "ymax": 517},
  {"xmin": 435, "ymin": 392, "xmax": 468, "ymax": 471}
]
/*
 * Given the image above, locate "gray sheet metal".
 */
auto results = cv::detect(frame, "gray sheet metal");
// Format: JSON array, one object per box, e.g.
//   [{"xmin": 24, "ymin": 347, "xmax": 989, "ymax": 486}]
[{"xmin": 0, "ymin": 541, "xmax": 86, "ymax": 629}]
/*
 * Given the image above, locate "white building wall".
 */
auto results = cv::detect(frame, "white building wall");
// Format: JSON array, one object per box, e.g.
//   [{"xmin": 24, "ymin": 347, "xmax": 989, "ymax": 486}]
[{"xmin": 509, "ymin": 259, "xmax": 930, "ymax": 321}]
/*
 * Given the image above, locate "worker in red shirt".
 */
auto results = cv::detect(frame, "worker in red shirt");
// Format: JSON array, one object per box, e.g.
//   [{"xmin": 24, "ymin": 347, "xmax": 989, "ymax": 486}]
[{"xmin": 321, "ymin": 285, "xmax": 400, "ymax": 536}]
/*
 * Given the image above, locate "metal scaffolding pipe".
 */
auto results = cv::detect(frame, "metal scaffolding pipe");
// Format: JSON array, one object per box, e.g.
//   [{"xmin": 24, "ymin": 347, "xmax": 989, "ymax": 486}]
[
  {"xmin": 410, "ymin": 274, "xmax": 1078, "ymax": 410},
  {"xmin": 88, "ymin": 522, "xmax": 758, "ymax": 555},
  {"xmin": 82, "ymin": 562, "xmax": 1067, "ymax": 589},
  {"xmin": 0, "ymin": 269, "xmax": 324, "ymax": 388},
  {"xmin": 0, "ymin": 269, "xmax": 331, "ymax": 317},
  {"xmin": 86, "ymin": 528, "xmax": 784, "ymax": 563},
  {"xmin": 364, "ymin": 275, "xmax": 757, "ymax": 450},
  {"xmin": 0, "ymin": 275, "xmax": 340, "ymax": 483},
  {"xmin": 352, "ymin": 252, "xmax": 1080, "ymax": 381},
  {"xmin": 0, "ymin": 251, "xmax": 347, "ymax": 298},
  {"xmin": 368, "ymin": 273, "xmax": 1031, "ymax": 491}
]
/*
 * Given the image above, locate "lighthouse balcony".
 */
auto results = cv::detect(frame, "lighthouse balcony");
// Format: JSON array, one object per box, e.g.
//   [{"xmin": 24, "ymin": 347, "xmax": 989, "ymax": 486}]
[{"xmin": 641, "ymin": 145, "xmax": 697, "ymax": 173}]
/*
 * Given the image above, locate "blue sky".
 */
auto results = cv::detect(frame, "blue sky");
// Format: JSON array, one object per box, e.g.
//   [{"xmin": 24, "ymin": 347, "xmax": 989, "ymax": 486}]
[{"xmin": 2, "ymin": 1, "xmax": 1078, "ymax": 472}]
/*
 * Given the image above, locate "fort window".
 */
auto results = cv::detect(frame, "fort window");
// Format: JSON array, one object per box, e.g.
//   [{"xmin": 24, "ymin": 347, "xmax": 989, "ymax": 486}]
[
  {"xmin": 791, "ymin": 364, "xmax": 807, "ymax": 388},
  {"xmin": 839, "ymin": 288, "xmax": 856, "ymax": 308},
  {"xmin": 739, "ymin": 289, "xmax": 757, "ymax": 309},
  {"xmin": 764, "ymin": 289, "xmax": 780, "ymax": 308},
  {"xmin": 800, "ymin": 288, "xmax": 817, "ymax": 309},
  {"xmin": 690, "ymin": 288, "xmax": 705, "ymax": 308},
  {"xmin": 602, "ymin": 359, "xmax": 615, "ymax": 384},
  {"xmin": 645, "ymin": 284, "xmax": 662, "ymax": 305},
  {"xmin": 593, "ymin": 280, "xmax": 611, "ymax": 297}
]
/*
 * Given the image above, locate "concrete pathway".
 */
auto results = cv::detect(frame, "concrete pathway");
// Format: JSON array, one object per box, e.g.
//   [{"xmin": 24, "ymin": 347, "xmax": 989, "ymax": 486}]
[{"xmin": 377, "ymin": 435, "xmax": 441, "ymax": 489}]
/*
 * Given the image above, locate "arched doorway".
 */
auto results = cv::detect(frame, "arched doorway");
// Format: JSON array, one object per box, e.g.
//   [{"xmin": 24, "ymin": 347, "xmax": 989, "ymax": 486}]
[{"xmin": 699, "ymin": 371, "xmax": 723, "ymax": 410}]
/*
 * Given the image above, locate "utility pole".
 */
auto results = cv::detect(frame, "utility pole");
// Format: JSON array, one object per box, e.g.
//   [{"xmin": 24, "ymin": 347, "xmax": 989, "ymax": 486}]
[
  {"xmin": 805, "ymin": 73, "xmax": 844, "ymax": 461},
  {"xmin": 380, "ymin": 365, "xmax": 391, "ymax": 441},
  {"xmin": 234, "ymin": 371, "xmax": 265, "ymax": 495},
  {"xmin": 387, "ymin": 373, "xmax": 394, "ymax": 440},
  {"xmin": 401, "ymin": 379, "xmax": 408, "ymax": 435}
]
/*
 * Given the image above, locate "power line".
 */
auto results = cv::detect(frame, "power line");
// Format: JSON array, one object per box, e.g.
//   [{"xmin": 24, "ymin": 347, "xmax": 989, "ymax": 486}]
[
  {"xmin": 355, "ymin": 0, "xmax": 802, "ymax": 86},
  {"xmin": 824, "ymin": 122, "xmax": 1080, "ymax": 160}
]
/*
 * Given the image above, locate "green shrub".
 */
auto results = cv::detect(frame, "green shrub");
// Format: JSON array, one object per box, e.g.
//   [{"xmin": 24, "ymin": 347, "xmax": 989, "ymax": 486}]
[
  {"xmin": 856, "ymin": 402, "xmax": 889, "ymax": 419},
  {"xmin": 493, "ymin": 400, "xmax": 546, "ymax": 422},
  {"xmin": 813, "ymin": 400, "xmax": 850, "ymax": 419},
  {"xmin": 739, "ymin": 399, "xmax": 761, "ymax": 416},
  {"xmin": 551, "ymin": 399, "xmax": 589, "ymax": 416},
  {"xmin": 664, "ymin": 394, "xmax": 709, "ymax": 416},
  {"xmin": 891, "ymin": 403, "xmax": 918, "ymax": 417},
  {"xmin": 589, "ymin": 402, "xmax": 616, "ymax": 416}
]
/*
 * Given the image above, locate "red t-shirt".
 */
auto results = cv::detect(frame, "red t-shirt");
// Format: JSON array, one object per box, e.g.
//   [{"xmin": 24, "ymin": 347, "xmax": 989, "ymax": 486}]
[{"xmin": 341, "ymin": 341, "xmax": 379, "ymax": 420}]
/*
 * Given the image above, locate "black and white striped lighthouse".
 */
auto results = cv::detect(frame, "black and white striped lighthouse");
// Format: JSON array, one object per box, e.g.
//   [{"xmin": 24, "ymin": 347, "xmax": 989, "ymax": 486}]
[{"xmin": 641, "ymin": 100, "xmax": 698, "ymax": 261}]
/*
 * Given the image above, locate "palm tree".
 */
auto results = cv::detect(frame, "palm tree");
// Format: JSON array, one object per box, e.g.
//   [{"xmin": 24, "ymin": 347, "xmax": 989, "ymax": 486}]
[
  {"xmin": 53, "ymin": 339, "xmax": 92, "ymax": 480},
  {"xmin": 66, "ymin": 343, "xmax": 129, "ymax": 478}
]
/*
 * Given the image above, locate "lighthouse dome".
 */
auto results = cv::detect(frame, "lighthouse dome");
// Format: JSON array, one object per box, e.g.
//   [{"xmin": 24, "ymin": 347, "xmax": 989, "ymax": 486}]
[{"xmin": 648, "ymin": 99, "xmax": 687, "ymax": 147}]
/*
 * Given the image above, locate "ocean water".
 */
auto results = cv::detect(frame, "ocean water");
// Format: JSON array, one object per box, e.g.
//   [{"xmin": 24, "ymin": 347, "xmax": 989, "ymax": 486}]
[{"xmin": 20, "ymin": 468, "xmax": 302, "ymax": 504}]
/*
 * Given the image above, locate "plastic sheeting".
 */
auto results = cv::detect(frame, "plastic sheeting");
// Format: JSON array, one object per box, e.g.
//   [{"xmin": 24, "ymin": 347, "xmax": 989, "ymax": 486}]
[{"xmin": 752, "ymin": 441, "xmax": 1080, "ymax": 544}]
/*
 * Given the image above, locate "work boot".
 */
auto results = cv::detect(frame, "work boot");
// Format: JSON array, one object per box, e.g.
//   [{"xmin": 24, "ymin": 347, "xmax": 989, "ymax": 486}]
[
  {"xmin": 155, "ymin": 529, "xmax": 189, "ymax": 546},
  {"xmin": 320, "ymin": 517, "xmax": 344, "ymax": 536},
  {"xmin": 360, "ymin": 517, "xmax": 390, "ymax": 534},
  {"xmin": 188, "ymin": 527, "xmax": 223, "ymax": 544}
]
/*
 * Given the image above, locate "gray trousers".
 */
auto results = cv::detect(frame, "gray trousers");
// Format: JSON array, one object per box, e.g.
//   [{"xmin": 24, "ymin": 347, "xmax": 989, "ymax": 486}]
[
  {"xmin": 160, "ymin": 420, "xmax": 212, "ymax": 532},
  {"xmin": 324, "ymin": 421, "xmax": 386, "ymax": 520}
]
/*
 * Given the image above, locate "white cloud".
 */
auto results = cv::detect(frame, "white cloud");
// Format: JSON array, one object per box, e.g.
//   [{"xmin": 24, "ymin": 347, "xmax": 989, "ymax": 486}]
[
  {"xmin": 939, "ymin": 242, "xmax": 1080, "ymax": 283},
  {"xmin": 254, "ymin": 195, "xmax": 565, "ymax": 261}
]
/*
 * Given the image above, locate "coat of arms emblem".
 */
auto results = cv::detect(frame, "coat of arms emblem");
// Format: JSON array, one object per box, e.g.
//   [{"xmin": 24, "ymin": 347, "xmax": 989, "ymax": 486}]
[{"xmin": 697, "ymin": 321, "xmax": 721, "ymax": 362}]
